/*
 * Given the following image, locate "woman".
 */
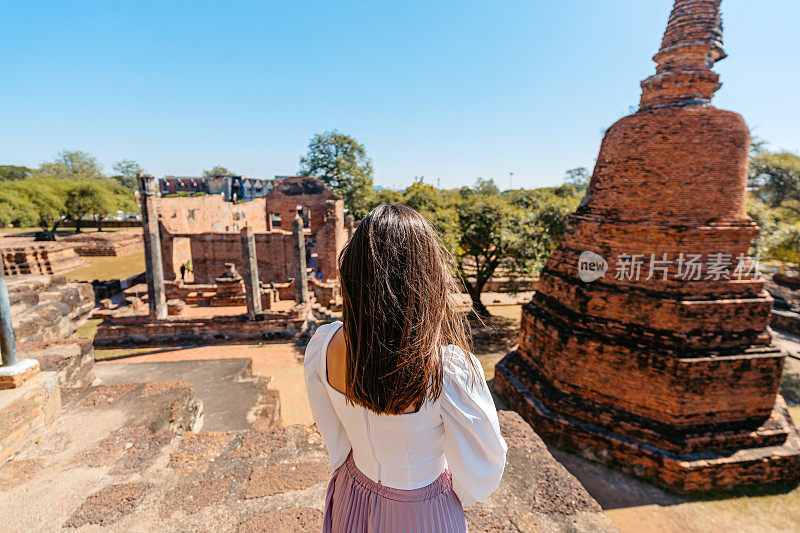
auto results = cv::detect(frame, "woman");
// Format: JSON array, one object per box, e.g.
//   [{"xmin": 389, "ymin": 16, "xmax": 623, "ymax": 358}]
[{"xmin": 304, "ymin": 204, "xmax": 507, "ymax": 532}]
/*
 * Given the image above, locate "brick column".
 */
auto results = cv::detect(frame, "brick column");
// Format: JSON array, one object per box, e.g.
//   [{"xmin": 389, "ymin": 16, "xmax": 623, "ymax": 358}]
[
  {"xmin": 137, "ymin": 174, "xmax": 167, "ymax": 320},
  {"xmin": 292, "ymin": 215, "xmax": 309, "ymax": 304},
  {"xmin": 240, "ymin": 226, "xmax": 262, "ymax": 320}
]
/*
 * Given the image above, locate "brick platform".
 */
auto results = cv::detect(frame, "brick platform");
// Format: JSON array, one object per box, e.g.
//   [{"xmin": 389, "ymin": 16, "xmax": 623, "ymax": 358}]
[
  {"xmin": 1, "ymin": 238, "xmax": 88, "ymax": 276},
  {"xmin": 93, "ymin": 308, "xmax": 312, "ymax": 347},
  {"xmin": 497, "ymin": 0, "xmax": 800, "ymax": 492},
  {"xmin": 61, "ymin": 231, "xmax": 143, "ymax": 257}
]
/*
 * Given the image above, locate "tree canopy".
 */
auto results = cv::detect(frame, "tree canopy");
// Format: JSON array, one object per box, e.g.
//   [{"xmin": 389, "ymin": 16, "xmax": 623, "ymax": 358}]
[
  {"xmin": 203, "ymin": 166, "xmax": 232, "ymax": 177},
  {"xmin": 0, "ymin": 165, "xmax": 33, "ymax": 181},
  {"xmin": 749, "ymin": 150, "xmax": 800, "ymax": 218},
  {"xmin": 299, "ymin": 130, "xmax": 374, "ymax": 218},
  {"xmin": 112, "ymin": 159, "xmax": 144, "ymax": 190},
  {"xmin": 39, "ymin": 150, "xmax": 104, "ymax": 181},
  {"xmin": 363, "ymin": 177, "xmax": 581, "ymax": 314},
  {"xmin": 746, "ymin": 147, "xmax": 800, "ymax": 269},
  {"xmin": 0, "ymin": 150, "xmax": 139, "ymax": 238}
]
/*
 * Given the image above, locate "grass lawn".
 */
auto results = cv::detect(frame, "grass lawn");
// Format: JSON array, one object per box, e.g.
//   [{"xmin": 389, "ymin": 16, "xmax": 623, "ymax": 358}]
[
  {"xmin": 75, "ymin": 318, "xmax": 102, "ymax": 340},
  {"xmin": 66, "ymin": 251, "xmax": 145, "ymax": 282},
  {"xmin": 0, "ymin": 226, "xmax": 37, "ymax": 235}
]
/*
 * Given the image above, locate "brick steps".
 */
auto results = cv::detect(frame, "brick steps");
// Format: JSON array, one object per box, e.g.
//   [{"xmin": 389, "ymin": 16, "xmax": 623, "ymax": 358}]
[{"xmin": 496, "ymin": 359, "xmax": 800, "ymax": 493}]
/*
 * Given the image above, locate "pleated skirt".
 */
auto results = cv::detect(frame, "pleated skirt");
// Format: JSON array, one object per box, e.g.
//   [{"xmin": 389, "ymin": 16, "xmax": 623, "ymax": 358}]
[{"xmin": 323, "ymin": 453, "xmax": 468, "ymax": 532}]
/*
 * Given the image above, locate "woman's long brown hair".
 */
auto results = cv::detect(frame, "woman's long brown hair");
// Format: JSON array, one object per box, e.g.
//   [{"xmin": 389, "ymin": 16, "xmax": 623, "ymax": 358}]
[{"xmin": 338, "ymin": 204, "xmax": 477, "ymax": 415}]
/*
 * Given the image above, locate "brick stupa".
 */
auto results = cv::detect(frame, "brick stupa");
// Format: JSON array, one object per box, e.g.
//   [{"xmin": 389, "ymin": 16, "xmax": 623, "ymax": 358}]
[{"xmin": 496, "ymin": 0, "xmax": 800, "ymax": 492}]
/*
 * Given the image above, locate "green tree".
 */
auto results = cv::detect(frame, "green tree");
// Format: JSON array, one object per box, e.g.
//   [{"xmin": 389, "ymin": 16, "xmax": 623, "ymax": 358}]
[
  {"xmin": 203, "ymin": 165, "xmax": 232, "ymax": 177},
  {"xmin": 0, "ymin": 183, "xmax": 36, "ymax": 227},
  {"xmin": 21, "ymin": 175, "xmax": 70, "ymax": 239},
  {"xmin": 454, "ymin": 192, "xmax": 532, "ymax": 315},
  {"xmin": 401, "ymin": 181, "xmax": 459, "ymax": 253},
  {"xmin": 0, "ymin": 165, "xmax": 33, "ymax": 181},
  {"xmin": 63, "ymin": 181, "xmax": 133, "ymax": 233},
  {"xmin": 112, "ymin": 159, "xmax": 144, "ymax": 190},
  {"xmin": 96, "ymin": 180, "xmax": 138, "ymax": 230},
  {"xmin": 763, "ymin": 224, "xmax": 800, "ymax": 265},
  {"xmin": 749, "ymin": 150, "xmax": 800, "ymax": 218},
  {"xmin": 365, "ymin": 188, "xmax": 404, "ymax": 210},
  {"xmin": 451, "ymin": 179, "xmax": 579, "ymax": 315},
  {"xmin": 299, "ymin": 130, "xmax": 375, "ymax": 218},
  {"xmin": 64, "ymin": 182, "xmax": 103, "ymax": 233},
  {"xmin": 563, "ymin": 167, "xmax": 591, "ymax": 190},
  {"xmin": 39, "ymin": 150, "xmax": 104, "ymax": 181}
]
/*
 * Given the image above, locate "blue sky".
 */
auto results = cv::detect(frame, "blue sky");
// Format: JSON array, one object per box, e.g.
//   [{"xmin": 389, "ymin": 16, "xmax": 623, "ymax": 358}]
[{"xmin": 1, "ymin": 0, "xmax": 798, "ymax": 190}]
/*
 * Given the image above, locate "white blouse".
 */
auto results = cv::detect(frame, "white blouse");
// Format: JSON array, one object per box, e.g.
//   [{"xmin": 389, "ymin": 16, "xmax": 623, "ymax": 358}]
[{"xmin": 303, "ymin": 321, "xmax": 507, "ymax": 506}]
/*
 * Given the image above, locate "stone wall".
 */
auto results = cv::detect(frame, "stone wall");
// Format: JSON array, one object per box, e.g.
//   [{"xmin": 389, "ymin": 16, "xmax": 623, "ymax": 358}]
[
  {"xmin": 157, "ymin": 194, "xmax": 268, "ymax": 235},
  {"xmin": 0, "ymin": 371, "xmax": 60, "ymax": 465},
  {"xmin": 94, "ymin": 312, "xmax": 309, "ymax": 347},
  {"xmin": 772, "ymin": 309, "xmax": 800, "ymax": 337},
  {"xmin": 8, "ymin": 275, "xmax": 95, "ymax": 346},
  {"xmin": 265, "ymin": 176, "xmax": 345, "ymax": 281},
  {"xmin": 162, "ymin": 232, "xmax": 297, "ymax": 285}
]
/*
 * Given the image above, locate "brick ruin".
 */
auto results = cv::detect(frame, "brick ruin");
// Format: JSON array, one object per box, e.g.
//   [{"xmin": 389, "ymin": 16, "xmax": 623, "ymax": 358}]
[
  {"xmin": 1, "ymin": 238, "xmax": 88, "ymax": 276},
  {"xmin": 158, "ymin": 175, "xmax": 344, "ymax": 287},
  {"xmin": 1, "ymin": 231, "xmax": 142, "ymax": 277},
  {"xmin": 61, "ymin": 231, "xmax": 142, "ymax": 257},
  {"xmin": 93, "ymin": 176, "xmax": 345, "ymax": 346},
  {"xmin": 496, "ymin": 0, "xmax": 800, "ymax": 492}
]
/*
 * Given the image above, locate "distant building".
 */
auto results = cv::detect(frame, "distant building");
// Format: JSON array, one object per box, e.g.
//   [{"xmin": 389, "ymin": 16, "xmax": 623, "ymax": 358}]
[{"xmin": 160, "ymin": 175, "xmax": 275, "ymax": 202}]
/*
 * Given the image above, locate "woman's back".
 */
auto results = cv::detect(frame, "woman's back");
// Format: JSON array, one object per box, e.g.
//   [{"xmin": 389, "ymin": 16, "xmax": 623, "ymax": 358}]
[
  {"xmin": 303, "ymin": 204, "xmax": 507, "ymax": 532},
  {"xmin": 305, "ymin": 320, "xmax": 506, "ymax": 502}
]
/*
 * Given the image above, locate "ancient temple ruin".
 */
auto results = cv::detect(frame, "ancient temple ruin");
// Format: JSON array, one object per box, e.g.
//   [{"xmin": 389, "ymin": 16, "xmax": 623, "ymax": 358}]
[
  {"xmin": 93, "ymin": 175, "xmax": 344, "ymax": 346},
  {"xmin": 158, "ymin": 175, "xmax": 344, "ymax": 286},
  {"xmin": 496, "ymin": 0, "xmax": 800, "ymax": 492}
]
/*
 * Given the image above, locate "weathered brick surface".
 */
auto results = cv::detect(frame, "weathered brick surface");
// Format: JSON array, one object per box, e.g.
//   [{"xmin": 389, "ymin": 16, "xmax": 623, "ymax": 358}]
[
  {"xmin": 20, "ymin": 338, "xmax": 96, "ymax": 389},
  {"xmin": 498, "ymin": 0, "xmax": 800, "ymax": 492},
  {"xmin": 772, "ymin": 310, "xmax": 800, "ymax": 337},
  {"xmin": 0, "ymin": 371, "xmax": 60, "ymax": 465},
  {"xmin": 7, "ymin": 275, "xmax": 94, "ymax": 345}
]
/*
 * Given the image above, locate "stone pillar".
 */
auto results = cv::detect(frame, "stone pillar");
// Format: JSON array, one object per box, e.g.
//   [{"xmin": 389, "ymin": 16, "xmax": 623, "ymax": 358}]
[
  {"xmin": 240, "ymin": 226, "xmax": 262, "ymax": 320},
  {"xmin": 292, "ymin": 215, "xmax": 309, "ymax": 304},
  {"xmin": 0, "ymin": 262, "xmax": 17, "ymax": 366},
  {"xmin": 0, "ymin": 261, "xmax": 40, "ymax": 387},
  {"xmin": 137, "ymin": 174, "xmax": 167, "ymax": 320},
  {"xmin": 346, "ymin": 214, "xmax": 355, "ymax": 239}
]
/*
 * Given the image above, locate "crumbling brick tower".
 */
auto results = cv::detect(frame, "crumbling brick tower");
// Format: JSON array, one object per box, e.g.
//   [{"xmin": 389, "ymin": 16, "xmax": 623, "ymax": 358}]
[{"xmin": 495, "ymin": 0, "xmax": 800, "ymax": 492}]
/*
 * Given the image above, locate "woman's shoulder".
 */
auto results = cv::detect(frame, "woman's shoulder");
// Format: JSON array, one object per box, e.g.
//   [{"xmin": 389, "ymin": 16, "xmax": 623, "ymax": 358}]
[
  {"xmin": 441, "ymin": 344, "xmax": 481, "ymax": 389},
  {"xmin": 303, "ymin": 321, "xmax": 343, "ymax": 371}
]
